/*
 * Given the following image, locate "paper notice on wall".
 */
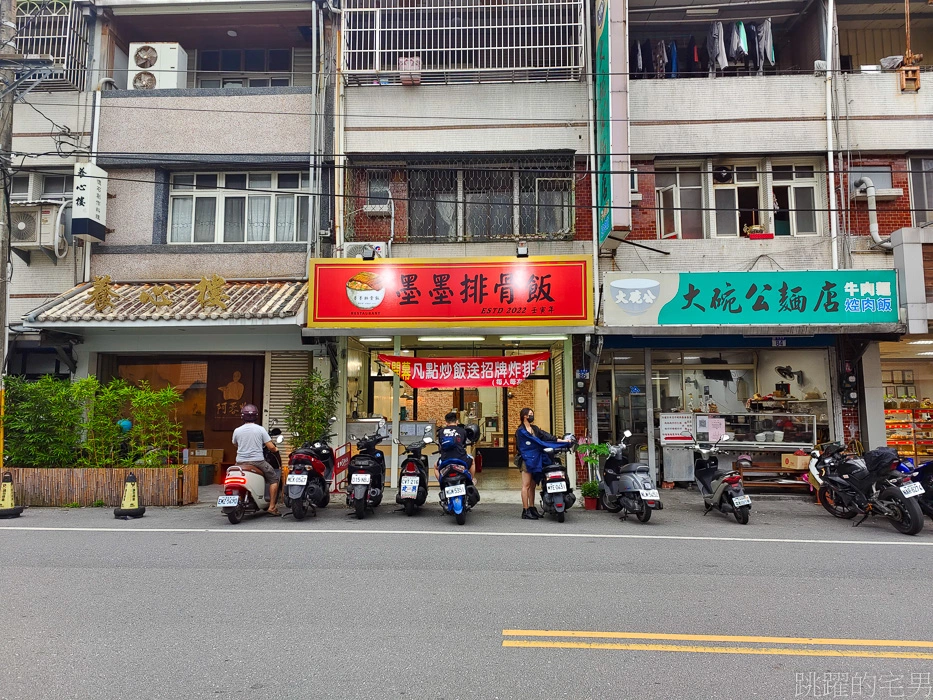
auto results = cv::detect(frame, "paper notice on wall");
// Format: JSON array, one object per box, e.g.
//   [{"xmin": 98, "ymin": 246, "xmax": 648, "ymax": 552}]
[
  {"xmin": 708, "ymin": 418, "xmax": 727, "ymax": 442},
  {"xmin": 660, "ymin": 413, "xmax": 695, "ymax": 444}
]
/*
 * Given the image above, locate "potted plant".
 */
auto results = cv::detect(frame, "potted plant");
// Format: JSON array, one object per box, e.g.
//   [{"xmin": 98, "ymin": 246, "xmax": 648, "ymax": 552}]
[
  {"xmin": 283, "ymin": 369, "xmax": 339, "ymax": 447},
  {"xmin": 581, "ymin": 480, "xmax": 600, "ymax": 510}
]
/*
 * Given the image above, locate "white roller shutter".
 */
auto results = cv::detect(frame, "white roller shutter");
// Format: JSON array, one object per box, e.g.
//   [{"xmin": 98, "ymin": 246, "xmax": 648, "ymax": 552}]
[
  {"xmin": 268, "ymin": 351, "xmax": 312, "ymax": 452},
  {"xmin": 552, "ymin": 344, "xmax": 565, "ymax": 436}
]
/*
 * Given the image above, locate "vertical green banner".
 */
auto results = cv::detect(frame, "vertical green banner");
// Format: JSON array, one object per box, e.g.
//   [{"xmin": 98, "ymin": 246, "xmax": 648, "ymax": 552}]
[{"xmin": 595, "ymin": 0, "xmax": 612, "ymax": 245}]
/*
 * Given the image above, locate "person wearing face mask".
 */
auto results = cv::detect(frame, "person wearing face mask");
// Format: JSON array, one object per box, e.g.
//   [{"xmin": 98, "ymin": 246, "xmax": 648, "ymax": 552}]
[{"xmin": 514, "ymin": 407, "xmax": 570, "ymax": 520}]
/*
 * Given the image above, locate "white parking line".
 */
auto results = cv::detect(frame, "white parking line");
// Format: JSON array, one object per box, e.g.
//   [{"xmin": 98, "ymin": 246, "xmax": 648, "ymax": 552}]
[{"xmin": 0, "ymin": 525, "xmax": 932, "ymax": 546}]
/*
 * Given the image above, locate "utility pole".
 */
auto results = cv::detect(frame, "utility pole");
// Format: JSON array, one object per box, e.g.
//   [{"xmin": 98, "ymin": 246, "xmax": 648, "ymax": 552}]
[{"xmin": 0, "ymin": 0, "xmax": 17, "ymax": 387}]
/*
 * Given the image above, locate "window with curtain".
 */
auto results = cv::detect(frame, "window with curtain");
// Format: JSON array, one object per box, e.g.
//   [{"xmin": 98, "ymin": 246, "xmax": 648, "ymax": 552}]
[{"xmin": 168, "ymin": 171, "xmax": 311, "ymax": 244}]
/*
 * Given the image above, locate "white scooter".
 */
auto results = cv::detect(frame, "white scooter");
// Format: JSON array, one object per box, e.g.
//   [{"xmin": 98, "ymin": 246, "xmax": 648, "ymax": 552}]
[{"xmin": 218, "ymin": 429, "xmax": 284, "ymax": 524}]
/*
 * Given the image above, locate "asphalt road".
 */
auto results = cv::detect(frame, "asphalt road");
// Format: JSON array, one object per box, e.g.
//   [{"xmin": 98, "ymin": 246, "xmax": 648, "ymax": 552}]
[{"xmin": 2, "ymin": 491, "xmax": 932, "ymax": 700}]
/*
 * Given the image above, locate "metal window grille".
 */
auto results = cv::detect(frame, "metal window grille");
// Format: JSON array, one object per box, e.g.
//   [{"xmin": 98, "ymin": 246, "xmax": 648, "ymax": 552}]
[
  {"xmin": 345, "ymin": 157, "xmax": 578, "ymax": 243},
  {"xmin": 15, "ymin": 1, "xmax": 90, "ymax": 91},
  {"xmin": 342, "ymin": 0, "xmax": 584, "ymax": 85}
]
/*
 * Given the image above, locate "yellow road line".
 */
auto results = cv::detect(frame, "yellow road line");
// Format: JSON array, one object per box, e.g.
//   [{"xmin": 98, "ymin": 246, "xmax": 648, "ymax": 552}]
[
  {"xmin": 502, "ymin": 640, "xmax": 933, "ymax": 660},
  {"xmin": 502, "ymin": 629, "xmax": 933, "ymax": 649}
]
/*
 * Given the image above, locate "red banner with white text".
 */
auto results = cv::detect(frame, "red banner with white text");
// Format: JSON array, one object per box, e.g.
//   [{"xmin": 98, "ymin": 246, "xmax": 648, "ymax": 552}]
[{"xmin": 377, "ymin": 352, "xmax": 550, "ymax": 388}]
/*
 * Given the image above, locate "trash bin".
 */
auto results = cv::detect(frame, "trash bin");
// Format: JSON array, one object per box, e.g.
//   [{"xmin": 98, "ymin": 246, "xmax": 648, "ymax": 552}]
[{"xmin": 198, "ymin": 463, "xmax": 216, "ymax": 486}]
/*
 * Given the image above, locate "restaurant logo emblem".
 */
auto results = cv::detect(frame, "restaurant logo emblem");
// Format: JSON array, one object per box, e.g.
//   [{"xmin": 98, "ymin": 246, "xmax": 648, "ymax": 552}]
[{"xmin": 345, "ymin": 271, "xmax": 386, "ymax": 310}]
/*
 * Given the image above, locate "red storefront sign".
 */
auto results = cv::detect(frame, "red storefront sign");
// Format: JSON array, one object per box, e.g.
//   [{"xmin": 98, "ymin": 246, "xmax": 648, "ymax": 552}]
[
  {"xmin": 308, "ymin": 255, "xmax": 592, "ymax": 328},
  {"xmin": 377, "ymin": 352, "xmax": 550, "ymax": 388}
]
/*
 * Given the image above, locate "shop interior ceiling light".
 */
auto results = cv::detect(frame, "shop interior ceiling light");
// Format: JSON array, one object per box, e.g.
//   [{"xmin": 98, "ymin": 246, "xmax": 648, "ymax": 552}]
[
  {"xmin": 499, "ymin": 335, "xmax": 568, "ymax": 341},
  {"xmin": 417, "ymin": 336, "xmax": 485, "ymax": 342},
  {"xmin": 917, "ymin": 352, "xmax": 933, "ymax": 356},
  {"xmin": 359, "ymin": 337, "xmax": 393, "ymax": 342},
  {"xmin": 908, "ymin": 340, "xmax": 933, "ymax": 345}
]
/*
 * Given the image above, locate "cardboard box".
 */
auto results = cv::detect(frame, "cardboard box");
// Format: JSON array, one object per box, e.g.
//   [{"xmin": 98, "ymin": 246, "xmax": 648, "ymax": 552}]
[
  {"xmin": 188, "ymin": 449, "xmax": 225, "ymax": 465},
  {"xmin": 782, "ymin": 453, "xmax": 811, "ymax": 471},
  {"xmin": 188, "ymin": 441, "xmax": 205, "ymax": 449}
]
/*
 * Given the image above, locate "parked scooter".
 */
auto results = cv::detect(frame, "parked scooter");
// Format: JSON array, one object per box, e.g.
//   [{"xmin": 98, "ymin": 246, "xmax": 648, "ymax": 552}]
[
  {"xmin": 538, "ymin": 435, "xmax": 578, "ymax": 522},
  {"xmin": 346, "ymin": 420, "xmax": 388, "ymax": 519},
  {"xmin": 284, "ymin": 417, "xmax": 338, "ymax": 521},
  {"xmin": 686, "ymin": 434, "xmax": 752, "ymax": 524},
  {"xmin": 809, "ymin": 443, "xmax": 924, "ymax": 535},
  {"xmin": 219, "ymin": 428, "xmax": 284, "ymax": 524},
  {"xmin": 598, "ymin": 429, "xmax": 663, "ymax": 522},
  {"xmin": 437, "ymin": 424, "xmax": 480, "ymax": 525},
  {"xmin": 395, "ymin": 426, "xmax": 433, "ymax": 516}
]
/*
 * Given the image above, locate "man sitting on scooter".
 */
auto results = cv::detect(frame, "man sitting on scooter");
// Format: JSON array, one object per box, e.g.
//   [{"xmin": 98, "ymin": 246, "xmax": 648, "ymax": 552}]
[
  {"xmin": 436, "ymin": 411, "xmax": 476, "ymax": 484},
  {"xmin": 232, "ymin": 404, "xmax": 281, "ymax": 516}
]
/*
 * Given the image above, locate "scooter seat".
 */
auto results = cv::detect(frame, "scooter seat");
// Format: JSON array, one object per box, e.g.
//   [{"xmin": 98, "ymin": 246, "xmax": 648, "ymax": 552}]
[
  {"xmin": 234, "ymin": 463, "xmax": 266, "ymax": 478},
  {"xmin": 617, "ymin": 462, "xmax": 649, "ymax": 474}
]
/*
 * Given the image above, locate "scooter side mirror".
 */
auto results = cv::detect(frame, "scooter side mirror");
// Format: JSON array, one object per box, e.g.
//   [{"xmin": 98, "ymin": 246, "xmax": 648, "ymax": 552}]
[
  {"xmin": 423, "ymin": 436, "xmax": 434, "ymax": 444},
  {"xmin": 623, "ymin": 429, "xmax": 633, "ymax": 438},
  {"xmin": 719, "ymin": 434, "xmax": 731, "ymax": 442},
  {"xmin": 275, "ymin": 435, "xmax": 284, "ymax": 444},
  {"xmin": 270, "ymin": 427, "xmax": 282, "ymax": 437},
  {"xmin": 329, "ymin": 416, "xmax": 338, "ymax": 425}
]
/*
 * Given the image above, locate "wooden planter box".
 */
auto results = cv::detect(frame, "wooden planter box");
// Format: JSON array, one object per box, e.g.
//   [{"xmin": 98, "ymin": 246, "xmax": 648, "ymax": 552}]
[{"xmin": 5, "ymin": 465, "xmax": 199, "ymax": 507}]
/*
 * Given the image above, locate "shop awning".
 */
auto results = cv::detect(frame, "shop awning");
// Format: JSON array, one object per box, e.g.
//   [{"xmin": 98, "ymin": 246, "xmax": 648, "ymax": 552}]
[{"xmin": 25, "ymin": 279, "xmax": 308, "ymax": 329}]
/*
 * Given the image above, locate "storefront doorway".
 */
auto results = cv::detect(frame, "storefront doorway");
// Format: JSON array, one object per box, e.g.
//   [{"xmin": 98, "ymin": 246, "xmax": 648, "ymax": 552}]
[{"xmin": 344, "ymin": 337, "xmax": 567, "ymax": 486}]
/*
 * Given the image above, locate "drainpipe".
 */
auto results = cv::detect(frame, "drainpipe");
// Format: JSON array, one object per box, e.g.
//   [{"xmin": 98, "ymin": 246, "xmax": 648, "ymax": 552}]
[
  {"xmin": 852, "ymin": 176, "xmax": 892, "ymax": 249},
  {"xmin": 307, "ymin": 4, "xmax": 319, "ymax": 267},
  {"xmin": 583, "ymin": 0, "xmax": 600, "ymax": 443},
  {"xmin": 825, "ymin": 0, "xmax": 840, "ymax": 269},
  {"xmin": 387, "ymin": 191, "xmax": 395, "ymax": 257},
  {"xmin": 84, "ymin": 77, "xmax": 117, "ymax": 282}
]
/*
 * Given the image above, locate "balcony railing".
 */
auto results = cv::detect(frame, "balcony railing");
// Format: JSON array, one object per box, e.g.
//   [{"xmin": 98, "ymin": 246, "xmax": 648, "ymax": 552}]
[
  {"xmin": 342, "ymin": 0, "xmax": 584, "ymax": 85},
  {"xmin": 15, "ymin": 1, "xmax": 90, "ymax": 91}
]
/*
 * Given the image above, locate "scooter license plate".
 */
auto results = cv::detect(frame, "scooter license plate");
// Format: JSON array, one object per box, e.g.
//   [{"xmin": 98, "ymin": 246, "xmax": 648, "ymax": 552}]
[
  {"xmin": 733, "ymin": 495, "xmax": 752, "ymax": 507},
  {"xmin": 286, "ymin": 474, "xmax": 308, "ymax": 486},
  {"xmin": 217, "ymin": 495, "xmax": 239, "ymax": 508},
  {"xmin": 351, "ymin": 473, "xmax": 371, "ymax": 485},
  {"xmin": 546, "ymin": 481, "xmax": 567, "ymax": 493},
  {"xmin": 400, "ymin": 476, "xmax": 420, "ymax": 498},
  {"xmin": 445, "ymin": 484, "xmax": 467, "ymax": 498},
  {"xmin": 639, "ymin": 489, "xmax": 660, "ymax": 500},
  {"xmin": 901, "ymin": 482, "xmax": 925, "ymax": 498}
]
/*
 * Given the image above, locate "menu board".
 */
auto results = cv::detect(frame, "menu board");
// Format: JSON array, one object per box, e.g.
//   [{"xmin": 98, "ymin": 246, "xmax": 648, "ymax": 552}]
[
  {"xmin": 660, "ymin": 413, "xmax": 695, "ymax": 444},
  {"xmin": 707, "ymin": 417, "xmax": 727, "ymax": 442}
]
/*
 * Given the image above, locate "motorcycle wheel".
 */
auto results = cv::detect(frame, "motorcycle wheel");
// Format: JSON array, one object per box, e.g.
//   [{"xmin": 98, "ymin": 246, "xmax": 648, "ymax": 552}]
[
  {"xmin": 599, "ymin": 491, "xmax": 623, "ymax": 513},
  {"xmin": 320, "ymin": 492, "xmax": 330, "ymax": 508},
  {"xmin": 557, "ymin": 511, "xmax": 565, "ymax": 523},
  {"xmin": 355, "ymin": 498, "xmax": 366, "ymax": 520},
  {"xmin": 819, "ymin": 485, "xmax": 858, "ymax": 519},
  {"xmin": 637, "ymin": 506, "xmax": 652, "ymax": 523},
  {"xmin": 227, "ymin": 502, "xmax": 245, "ymax": 525},
  {"xmin": 734, "ymin": 505, "xmax": 750, "ymax": 525},
  {"xmin": 404, "ymin": 500, "xmax": 416, "ymax": 517},
  {"xmin": 455, "ymin": 511, "xmax": 466, "ymax": 525},
  {"xmin": 880, "ymin": 487, "xmax": 924, "ymax": 535},
  {"xmin": 292, "ymin": 499, "xmax": 307, "ymax": 521}
]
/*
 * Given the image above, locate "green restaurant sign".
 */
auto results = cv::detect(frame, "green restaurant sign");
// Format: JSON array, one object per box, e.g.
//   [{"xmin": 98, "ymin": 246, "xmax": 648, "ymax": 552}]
[{"xmin": 603, "ymin": 270, "xmax": 900, "ymax": 327}]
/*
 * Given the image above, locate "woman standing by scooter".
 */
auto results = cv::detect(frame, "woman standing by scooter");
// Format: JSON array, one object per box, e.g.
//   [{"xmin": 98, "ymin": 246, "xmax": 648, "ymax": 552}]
[{"xmin": 514, "ymin": 407, "xmax": 571, "ymax": 520}]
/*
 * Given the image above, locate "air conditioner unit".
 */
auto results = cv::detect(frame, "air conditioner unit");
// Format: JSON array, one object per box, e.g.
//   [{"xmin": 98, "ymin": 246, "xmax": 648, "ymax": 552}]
[
  {"xmin": 128, "ymin": 42, "xmax": 188, "ymax": 90},
  {"xmin": 343, "ymin": 241, "xmax": 388, "ymax": 259},
  {"xmin": 10, "ymin": 205, "xmax": 66, "ymax": 253}
]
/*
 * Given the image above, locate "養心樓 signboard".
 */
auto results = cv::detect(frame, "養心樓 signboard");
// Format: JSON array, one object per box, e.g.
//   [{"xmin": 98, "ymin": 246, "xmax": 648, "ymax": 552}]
[
  {"xmin": 603, "ymin": 270, "xmax": 899, "ymax": 327},
  {"xmin": 378, "ymin": 352, "xmax": 549, "ymax": 388},
  {"xmin": 72, "ymin": 163, "xmax": 108, "ymax": 242},
  {"xmin": 309, "ymin": 256, "xmax": 592, "ymax": 328}
]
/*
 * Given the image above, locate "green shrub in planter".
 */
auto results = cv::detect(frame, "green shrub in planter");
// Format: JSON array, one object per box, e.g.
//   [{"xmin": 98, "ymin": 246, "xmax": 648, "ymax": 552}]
[
  {"xmin": 284, "ymin": 369, "xmax": 339, "ymax": 445},
  {"xmin": 580, "ymin": 480, "xmax": 600, "ymax": 499}
]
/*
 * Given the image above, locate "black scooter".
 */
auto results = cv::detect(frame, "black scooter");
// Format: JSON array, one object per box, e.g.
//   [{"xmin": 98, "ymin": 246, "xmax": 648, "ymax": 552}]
[
  {"xmin": 395, "ymin": 427, "xmax": 433, "ymax": 516},
  {"xmin": 686, "ymin": 434, "xmax": 752, "ymax": 524},
  {"xmin": 284, "ymin": 417, "xmax": 338, "ymax": 521},
  {"xmin": 598, "ymin": 430, "xmax": 663, "ymax": 523},
  {"xmin": 346, "ymin": 420, "xmax": 387, "ymax": 520},
  {"xmin": 539, "ymin": 435, "xmax": 578, "ymax": 522}
]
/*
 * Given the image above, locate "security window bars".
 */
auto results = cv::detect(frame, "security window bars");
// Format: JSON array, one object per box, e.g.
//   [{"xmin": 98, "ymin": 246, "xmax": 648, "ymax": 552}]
[
  {"xmin": 347, "ymin": 160, "xmax": 577, "ymax": 243},
  {"xmin": 911, "ymin": 157, "xmax": 933, "ymax": 226},
  {"xmin": 15, "ymin": 1, "xmax": 90, "ymax": 91},
  {"xmin": 342, "ymin": 0, "xmax": 585, "ymax": 85},
  {"xmin": 169, "ymin": 172, "xmax": 310, "ymax": 244}
]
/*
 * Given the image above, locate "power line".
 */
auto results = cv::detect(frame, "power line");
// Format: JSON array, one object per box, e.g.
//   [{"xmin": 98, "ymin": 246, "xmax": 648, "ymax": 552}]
[
  {"xmin": 9, "ymin": 151, "xmax": 933, "ymax": 180},
  {"xmin": 13, "ymin": 167, "xmax": 930, "ymax": 216}
]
